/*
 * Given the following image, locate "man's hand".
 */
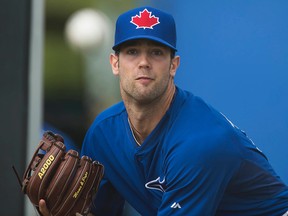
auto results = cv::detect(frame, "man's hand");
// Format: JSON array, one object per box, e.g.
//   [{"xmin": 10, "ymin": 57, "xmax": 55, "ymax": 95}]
[
  {"xmin": 39, "ymin": 199, "xmax": 50, "ymax": 216},
  {"xmin": 38, "ymin": 199, "xmax": 94, "ymax": 216},
  {"xmin": 21, "ymin": 131, "xmax": 103, "ymax": 216}
]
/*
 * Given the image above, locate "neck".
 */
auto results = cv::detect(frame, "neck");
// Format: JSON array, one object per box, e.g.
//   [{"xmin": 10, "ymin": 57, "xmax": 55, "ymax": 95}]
[{"xmin": 126, "ymin": 85, "xmax": 176, "ymax": 145}]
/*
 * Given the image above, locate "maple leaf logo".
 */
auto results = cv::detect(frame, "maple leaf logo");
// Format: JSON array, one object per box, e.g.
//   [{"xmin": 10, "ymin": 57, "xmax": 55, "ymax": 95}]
[{"xmin": 130, "ymin": 9, "xmax": 160, "ymax": 29}]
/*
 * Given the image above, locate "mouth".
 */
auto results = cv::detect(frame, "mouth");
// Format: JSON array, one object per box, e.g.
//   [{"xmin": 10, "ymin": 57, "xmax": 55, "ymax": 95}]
[
  {"xmin": 136, "ymin": 76, "xmax": 151, "ymax": 80},
  {"xmin": 136, "ymin": 76, "xmax": 153, "ymax": 85}
]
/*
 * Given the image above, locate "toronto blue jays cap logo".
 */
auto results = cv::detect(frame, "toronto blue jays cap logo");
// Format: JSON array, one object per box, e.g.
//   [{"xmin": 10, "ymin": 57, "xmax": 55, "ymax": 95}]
[
  {"xmin": 130, "ymin": 9, "xmax": 160, "ymax": 29},
  {"xmin": 112, "ymin": 6, "xmax": 177, "ymax": 51}
]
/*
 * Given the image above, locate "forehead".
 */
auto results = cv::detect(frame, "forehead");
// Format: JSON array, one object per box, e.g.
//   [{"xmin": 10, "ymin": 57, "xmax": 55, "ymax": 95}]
[{"xmin": 119, "ymin": 39, "xmax": 169, "ymax": 49}]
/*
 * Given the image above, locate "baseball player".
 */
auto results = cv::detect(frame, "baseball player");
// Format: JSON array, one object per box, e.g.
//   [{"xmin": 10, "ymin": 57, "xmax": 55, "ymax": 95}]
[{"xmin": 40, "ymin": 6, "xmax": 288, "ymax": 216}]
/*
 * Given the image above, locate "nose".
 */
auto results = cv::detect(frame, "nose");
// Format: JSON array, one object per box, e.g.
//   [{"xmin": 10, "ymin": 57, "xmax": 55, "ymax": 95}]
[{"xmin": 138, "ymin": 53, "xmax": 151, "ymax": 69}]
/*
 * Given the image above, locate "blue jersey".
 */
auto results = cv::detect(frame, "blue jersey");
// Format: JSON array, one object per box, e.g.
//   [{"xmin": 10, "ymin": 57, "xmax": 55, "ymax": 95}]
[{"xmin": 81, "ymin": 87, "xmax": 288, "ymax": 216}]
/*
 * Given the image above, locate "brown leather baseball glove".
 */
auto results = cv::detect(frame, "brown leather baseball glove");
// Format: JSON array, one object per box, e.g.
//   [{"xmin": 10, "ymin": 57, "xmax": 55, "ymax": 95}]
[{"xmin": 20, "ymin": 131, "xmax": 104, "ymax": 216}]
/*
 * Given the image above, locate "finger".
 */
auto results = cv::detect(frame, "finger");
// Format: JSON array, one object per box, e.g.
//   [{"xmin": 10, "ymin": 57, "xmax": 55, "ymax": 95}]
[
  {"xmin": 76, "ymin": 213, "xmax": 94, "ymax": 216},
  {"xmin": 39, "ymin": 199, "xmax": 50, "ymax": 216}
]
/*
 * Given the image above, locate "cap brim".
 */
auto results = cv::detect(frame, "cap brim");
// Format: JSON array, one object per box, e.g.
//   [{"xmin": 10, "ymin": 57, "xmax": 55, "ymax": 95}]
[{"xmin": 112, "ymin": 35, "xmax": 177, "ymax": 51}]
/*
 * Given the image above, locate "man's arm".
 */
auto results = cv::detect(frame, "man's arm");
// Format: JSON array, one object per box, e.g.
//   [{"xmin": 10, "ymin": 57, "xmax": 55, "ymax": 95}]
[
  {"xmin": 89, "ymin": 178, "xmax": 125, "ymax": 215},
  {"xmin": 156, "ymin": 137, "xmax": 241, "ymax": 215}
]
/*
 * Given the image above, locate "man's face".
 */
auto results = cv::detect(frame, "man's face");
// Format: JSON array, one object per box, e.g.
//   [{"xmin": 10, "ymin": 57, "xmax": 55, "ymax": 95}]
[{"xmin": 110, "ymin": 39, "xmax": 180, "ymax": 104}]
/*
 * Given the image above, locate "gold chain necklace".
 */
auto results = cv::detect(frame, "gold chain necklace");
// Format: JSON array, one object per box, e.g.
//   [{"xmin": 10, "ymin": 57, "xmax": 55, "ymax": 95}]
[{"xmin": 127, "ymin": 118, "xmax": 141, "ymax": 146}]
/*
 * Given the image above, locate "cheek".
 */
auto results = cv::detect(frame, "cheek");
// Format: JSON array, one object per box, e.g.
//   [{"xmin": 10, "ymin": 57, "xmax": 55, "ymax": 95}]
[{"xmin": 118, "ymin": 71, "xmax": 131, "ymax": 88}]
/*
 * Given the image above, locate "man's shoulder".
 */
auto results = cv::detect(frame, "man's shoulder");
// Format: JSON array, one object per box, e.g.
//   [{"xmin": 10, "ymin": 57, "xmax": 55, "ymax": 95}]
[
  {"xmin": 169, "ymin": 88, "xmax": 241, "ymax": 149},
  {"xmin": 174, "ymin": 87, "xmax": 211, "ymax": 111},
  {"xmin": 83, "ymin": 101, "xmax": 126, "ymax": 146},
  {"xmin": 93, "ymin": 101, "xmax": 126, "ymax": 125}
]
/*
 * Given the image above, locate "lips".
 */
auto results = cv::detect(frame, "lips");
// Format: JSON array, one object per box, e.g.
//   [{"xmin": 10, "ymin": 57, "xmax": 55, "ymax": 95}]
[
  {"xmin": 136, "ymin": 76, "xmax": 151, "ymax": 80},
  {"xmin": 136, "ymin": 76, "xmax": 153, "ymax": 84}
]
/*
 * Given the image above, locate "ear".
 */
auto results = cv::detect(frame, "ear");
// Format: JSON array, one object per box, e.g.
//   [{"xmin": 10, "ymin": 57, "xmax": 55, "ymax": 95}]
[
  {"xmin": 170, "ymin": 55, "xmax": 180, "ymax": 77},
  {"xmin": 110, "ymin": 53, "xmax": 119, "ymax": 76}
]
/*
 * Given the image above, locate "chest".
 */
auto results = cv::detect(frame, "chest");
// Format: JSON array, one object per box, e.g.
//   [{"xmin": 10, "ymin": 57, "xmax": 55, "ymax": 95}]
[{"xmin": 105, "ymin": 131, "xmax": 168, "ymax": 210}]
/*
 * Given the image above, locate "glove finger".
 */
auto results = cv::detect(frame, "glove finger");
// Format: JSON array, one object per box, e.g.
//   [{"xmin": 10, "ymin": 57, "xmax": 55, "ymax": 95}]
[
  {"xmin": 51, "ymin": 156, "xmax": 103, "ymax": 216},
  {"xmin": 46, "ymin": 150, "xmax": 80, "ymax": 210},
  {"xmin": 72, "ymin": 158, "xmax": 104, "ymax": 215},
  {"xmin": 24, "ymin": 141, "xmax": 65, "ymax": 205},
  {"xmin": 51, "ymin": 156, "xmax": 92, "ymax": 216}
]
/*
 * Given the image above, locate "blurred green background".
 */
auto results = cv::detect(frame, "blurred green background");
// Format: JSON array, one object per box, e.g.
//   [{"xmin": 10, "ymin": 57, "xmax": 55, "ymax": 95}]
[{"xmin": 44, "ymin": 0, "xmax": 137, "ymax": 146}]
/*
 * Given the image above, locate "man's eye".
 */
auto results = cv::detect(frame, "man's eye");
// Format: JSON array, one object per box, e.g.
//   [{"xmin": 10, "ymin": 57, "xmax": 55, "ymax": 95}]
[
  {"xmin": 127, "ymin": 49, "xmax": 137, "ymax": 55},
  {"xmin": 151, "ymin": 50, "xmax": 163, "ymax": 56}
]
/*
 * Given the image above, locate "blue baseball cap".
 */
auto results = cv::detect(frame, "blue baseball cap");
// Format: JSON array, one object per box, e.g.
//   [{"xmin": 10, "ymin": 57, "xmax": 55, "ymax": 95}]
[{"xmin": 112, "ymin": 6, "xmax": 177, "ymax": 51}]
